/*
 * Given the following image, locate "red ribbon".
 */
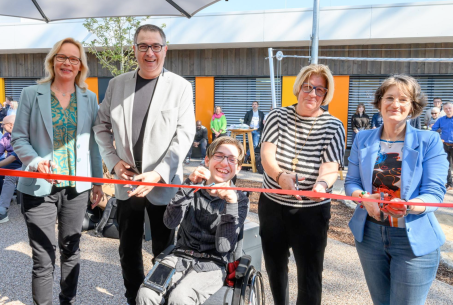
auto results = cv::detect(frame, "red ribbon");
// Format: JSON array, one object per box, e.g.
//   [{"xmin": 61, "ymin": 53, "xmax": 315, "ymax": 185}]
[{"xmin": 1, "ymin": 168, "xmax": 452, "ymax": 207}]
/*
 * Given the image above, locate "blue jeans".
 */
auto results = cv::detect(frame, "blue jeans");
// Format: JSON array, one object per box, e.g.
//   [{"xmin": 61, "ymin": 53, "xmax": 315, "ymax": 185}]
[
  {"xmin": 187, "ymin": 138, "xmax": 207, "ymax": 159},
  {"xmin": 245, "ymin": 130, "xmax": 260, "ymax": 160},
  {"xmin": 356, "ymin": 221, "xmax": 440, "ymax": 305}
]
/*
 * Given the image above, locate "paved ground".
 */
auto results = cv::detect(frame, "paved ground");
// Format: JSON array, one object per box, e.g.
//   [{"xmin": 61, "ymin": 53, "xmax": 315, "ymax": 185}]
[{"xmin": 0, "ymin": 161, "xmax": 452, "ymax": 304}]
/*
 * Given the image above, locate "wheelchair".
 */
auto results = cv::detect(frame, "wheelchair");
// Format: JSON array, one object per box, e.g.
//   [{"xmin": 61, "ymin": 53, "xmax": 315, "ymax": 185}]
[{"xmin": 154, "ymin": 220, "xmax": 266, "ymax": 305}]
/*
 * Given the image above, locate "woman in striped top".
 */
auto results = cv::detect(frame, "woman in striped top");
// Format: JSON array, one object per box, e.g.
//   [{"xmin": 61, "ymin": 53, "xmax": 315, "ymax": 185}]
[
  {"xmin": 259, "ymin": 64, "xmax": 345, "ymax": 304},
  {"xmin": 345, "ymin": 75, "xmax": 447, "ymax": 304}
]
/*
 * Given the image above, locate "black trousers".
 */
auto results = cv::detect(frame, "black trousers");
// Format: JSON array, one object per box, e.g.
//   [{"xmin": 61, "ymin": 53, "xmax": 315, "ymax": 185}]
[
  {"xmin": 116, "ymin": 196, "xmax": 175, "ymax": 305},
  {"xmin": 22, "ymin": 187, "xmax": 89, "ymax": 305},
  {"xmin": 258, "ymin": 194, "xmax": 331, "ymax": 305},
  {"xmin": 444, "ymin": 143, "xmax": 453, "ymax": 187}
]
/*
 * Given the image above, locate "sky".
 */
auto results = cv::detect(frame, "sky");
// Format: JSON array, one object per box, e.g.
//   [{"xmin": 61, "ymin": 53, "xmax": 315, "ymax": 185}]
[{"xmin": 201, "ymin": 0, "xmax": 447, "ymax": 13}]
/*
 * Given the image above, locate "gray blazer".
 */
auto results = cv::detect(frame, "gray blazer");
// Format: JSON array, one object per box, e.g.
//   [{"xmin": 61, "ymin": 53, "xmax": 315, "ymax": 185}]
[
  {"xmin": 11, "ymin": 82, "xmax": 104, "ymax": 197},
  {"xmin": 93, "ymin": 70, "xmax": 195, "ymax": 205}
]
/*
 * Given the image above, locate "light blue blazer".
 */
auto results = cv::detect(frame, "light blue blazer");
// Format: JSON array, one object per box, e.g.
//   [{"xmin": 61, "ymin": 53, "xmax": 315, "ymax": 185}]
[
  {"xmin": 345, "ymin": 122, "xmax": 447, "ymax": 256},
  {"xmin": 11, "ymin": 82, "xmax": 103, "ymax": 197}
]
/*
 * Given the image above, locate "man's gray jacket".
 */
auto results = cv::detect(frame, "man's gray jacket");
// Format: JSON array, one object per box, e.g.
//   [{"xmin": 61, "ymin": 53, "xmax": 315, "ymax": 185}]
[{"xmin": 93, "ymin": 69, "xmax": 195, "ymax": 204}]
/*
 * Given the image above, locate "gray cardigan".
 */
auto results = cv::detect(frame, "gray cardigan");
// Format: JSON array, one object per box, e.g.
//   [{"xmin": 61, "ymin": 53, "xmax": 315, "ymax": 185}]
[{"xmin": 11, "ymin": 82, "xmax": 103, "ymax": 197}]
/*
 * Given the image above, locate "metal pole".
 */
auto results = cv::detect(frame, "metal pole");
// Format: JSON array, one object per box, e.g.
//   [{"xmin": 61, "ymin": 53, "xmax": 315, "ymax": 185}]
[
  {"xmin": 310, "ymin": 0, "xmax": 320, "ymax": 64},
  {"xmin": 268, "ymin": 48, "xmax": 277, "ymax": 108}
]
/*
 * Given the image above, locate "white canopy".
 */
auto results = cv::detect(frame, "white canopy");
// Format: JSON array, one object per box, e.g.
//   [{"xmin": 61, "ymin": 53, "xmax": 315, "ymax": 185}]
[{"xmin": 0, "ymin": 0, "xmax": 221, "ymax": 22}]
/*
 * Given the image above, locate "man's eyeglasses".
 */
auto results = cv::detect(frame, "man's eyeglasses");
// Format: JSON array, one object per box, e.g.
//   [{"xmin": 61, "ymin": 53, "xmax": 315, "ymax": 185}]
[
  {"xmin": 301, "ymin": 83, "xmax": 328, "ymax": 97},
  {"xmin": 54, "ymin": 54, "xmax": 81, "ymax": 65},
  {"xmin": 431, "ymin": 112, "xmax": 439, "ymax": 115},
  {"xmin": 212, "ymin": 153, "xmax": 239, "ymax": 165},
  {"xmin": 136, "ymin": 43, "xmax": 165, "ymax": 53}
]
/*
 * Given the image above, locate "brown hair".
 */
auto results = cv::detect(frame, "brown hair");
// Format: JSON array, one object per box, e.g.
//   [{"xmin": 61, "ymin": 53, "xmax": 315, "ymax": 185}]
[
  {"xmin": 134, "ymin": 24, "xmax": 167, "ymax": 45},
  {"xmin": 355, "ymin": 103, "xmax": 366, "ymax": 114},
  {"xmin": 293, "ymin": 64, "xmax": 335, "ymax": 106},
  {"xmin": 372, "ymin": 74, "xmax": 427, "ymax": 118},
  {"xmin": 38, "ymin": 37, "xmax": 89, "ymax": 91},
  {"xmin": 206, "ymin": 136, "xmax": 245, "ymax": 166}
]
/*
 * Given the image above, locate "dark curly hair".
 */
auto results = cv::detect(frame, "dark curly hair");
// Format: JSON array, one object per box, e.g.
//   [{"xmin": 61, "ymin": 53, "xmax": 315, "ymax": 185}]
[{"xmin": 372, "ymin": 74, "xmax": 427, "ymax": 118}]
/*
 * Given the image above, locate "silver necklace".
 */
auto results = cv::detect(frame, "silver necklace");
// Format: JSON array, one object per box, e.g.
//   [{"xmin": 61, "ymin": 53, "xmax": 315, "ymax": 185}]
[{"xmin": 52, "ymin": 86, "xmax": 74, "ymax": 97}]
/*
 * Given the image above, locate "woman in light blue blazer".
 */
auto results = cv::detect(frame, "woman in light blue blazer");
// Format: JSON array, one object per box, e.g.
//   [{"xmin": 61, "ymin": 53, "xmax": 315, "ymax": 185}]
[
  {"xmin": 11, "ymin": 38, "xmax": 104, "ymax": 304},
  {"xmin": 345, "ymin": 75, "xmax": 448, "ymax": 305}
]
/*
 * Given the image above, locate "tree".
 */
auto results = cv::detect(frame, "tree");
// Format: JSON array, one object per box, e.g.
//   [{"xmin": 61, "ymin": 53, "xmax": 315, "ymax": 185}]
[{"xmin": 83, "ymin": 17, "xmax": 166, "ymax": 77}]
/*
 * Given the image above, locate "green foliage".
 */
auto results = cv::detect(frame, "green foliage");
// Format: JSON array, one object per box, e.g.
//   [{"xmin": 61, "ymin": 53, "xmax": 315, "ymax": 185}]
[{"xmin": 83, "ymin": 17, "xmax": 167, "ymax": 77}]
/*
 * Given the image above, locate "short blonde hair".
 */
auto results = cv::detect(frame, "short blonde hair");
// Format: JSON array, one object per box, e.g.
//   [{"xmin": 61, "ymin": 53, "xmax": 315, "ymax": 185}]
[
  {"xmin": 293, "ymin": 64, "xmax": 335, "ymax": 106},
  {"xmin": 206, "ymin": 136, "xmax": 245, "ymax": 166},
  {"xmin": 38, "ymin": 38, "xmax": 89, "ymax": 91},
  {"xmin": 372, "ymin": 75, "xmax": 427, "ymax": 118},
  {"xmin": 9, "ymin": 101, "xmax": 18, "ymax": 110}
]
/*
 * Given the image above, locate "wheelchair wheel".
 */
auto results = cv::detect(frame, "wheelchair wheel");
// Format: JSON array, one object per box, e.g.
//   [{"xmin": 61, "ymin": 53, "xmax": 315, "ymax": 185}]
[{"xmin": 243, "ymin": 269, "xmax": 265, "ymax": 305}]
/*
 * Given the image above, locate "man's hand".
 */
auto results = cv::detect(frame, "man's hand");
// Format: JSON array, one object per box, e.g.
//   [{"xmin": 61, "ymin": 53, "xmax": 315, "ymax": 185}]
[
  {"xmin": 207, "ymin": 182, "xmax": 238, "ymax": 203},
  {"xmin": 278, "ymin": 173, "xmax": 305, "ymax": 201},
  {"xmin": 90, "ymin": 185, "xmax": 104, "ymax": 208},
  {"xmin": 37, "ymin": 160, "xmax": 61, "ymax": 184},
  {"xmin": 193, "ymin": 142, "xmax": 199, "ymax": 148},
  {"xmin": 113, "ymin": 160, "xmax": 136, "ymax": 180},
  {"xmin": 128, "ymin": 171, "xmax": 162, "ymax": 198},
  {"xmin": 189, "ymin": 166, "xmax": 211, "ymax": 184}
]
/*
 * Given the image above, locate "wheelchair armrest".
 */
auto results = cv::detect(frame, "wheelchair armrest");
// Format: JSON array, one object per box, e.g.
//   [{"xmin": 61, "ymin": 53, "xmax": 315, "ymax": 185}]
[
  {"xmin": 235, "ymin": 255, "xmax": 252, "ymax": 279},
  {"xmin": 155, "ymin": 245, "xmax": 175, "ymax": 262}
]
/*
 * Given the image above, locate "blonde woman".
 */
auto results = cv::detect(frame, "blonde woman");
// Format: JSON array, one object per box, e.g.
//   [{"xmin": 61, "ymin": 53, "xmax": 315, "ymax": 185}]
[
  {"xmin": 11, "ymin": 38, "xmax": 103, "ymax": 304},
  {"xmin": 6, "ymin": 100, "xmax": 18, "ymax": 116},
  {"xmin": 259, "ymin": 64, "xmax": 345, "ymax": 304}
]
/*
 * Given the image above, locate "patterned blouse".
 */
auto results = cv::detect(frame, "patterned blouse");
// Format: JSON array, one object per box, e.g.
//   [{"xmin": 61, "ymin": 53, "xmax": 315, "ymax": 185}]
[{"xmin": 51, "ymin": 92, "xmax": 77, "ymax": 187}]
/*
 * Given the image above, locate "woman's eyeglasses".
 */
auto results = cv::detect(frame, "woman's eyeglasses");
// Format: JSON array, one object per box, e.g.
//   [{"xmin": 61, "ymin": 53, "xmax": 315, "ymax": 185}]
[
  {"xmin": 301, "ymin": 83, "xmax": 328, "ymax": 97},
  {"xmin": 54, "ymin": 54, "xmax": 81, "ymax": 65}
]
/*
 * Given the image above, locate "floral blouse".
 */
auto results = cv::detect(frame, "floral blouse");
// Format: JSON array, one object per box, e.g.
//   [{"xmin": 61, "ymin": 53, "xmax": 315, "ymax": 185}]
[{"xmin": 51, "ymin": 92, "xmax": 77, "ymax": 187}]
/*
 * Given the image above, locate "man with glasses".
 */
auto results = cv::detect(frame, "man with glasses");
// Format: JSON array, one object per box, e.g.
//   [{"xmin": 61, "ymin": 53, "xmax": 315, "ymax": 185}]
[
  {"xmin": 136, "ymin": 136, "xmax": 249, "ymax": 305},
  {"xmin": 427, "ymin": 107, "xmax": 441, "ymax": 130},
  {"xmin": 94, "ymin": 24, "xmax": 195, "ymax": 305},
  {"xmin": 0, "ymin": 115, "xmax": 22, "ymax": 223},
  {"xmin": 424, "ymin": 97, "xmax": 445, "ymax": 128},
  {"xmin": 432, "ymin": 102, "xmax": 453, "ymax": 191}
]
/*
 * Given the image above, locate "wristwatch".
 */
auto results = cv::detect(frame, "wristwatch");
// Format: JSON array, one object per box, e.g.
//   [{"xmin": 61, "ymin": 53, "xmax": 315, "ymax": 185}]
[{"xmin": 405, "ymin": 204, "xmax": 412, "ymax": 216}]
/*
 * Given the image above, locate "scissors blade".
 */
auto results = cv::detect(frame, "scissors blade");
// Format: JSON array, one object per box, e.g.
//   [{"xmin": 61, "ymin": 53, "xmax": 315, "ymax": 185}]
[{"xmin": 380, "ymin": 192, "xmax": 385, "ymax": 222}]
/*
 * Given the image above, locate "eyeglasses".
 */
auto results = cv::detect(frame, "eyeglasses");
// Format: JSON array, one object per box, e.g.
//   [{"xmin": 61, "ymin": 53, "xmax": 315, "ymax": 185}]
[
  {"xmin": 54, "ymin": 54, "xmax": 81, "ymax": 65},
  {"xmin": 431, "ymin": 112, "xmax": 439, "ymax": 114},
  {"xmin": 135, "ymin": 43, "xmax": 165, "ymax": 53},
  {"xmin": 212, "ymin": 153, "xmax": 239, "ymax": 164},
  {"xmin": 301, "ymin": 83, "xmax": 328, "ymax": 97},
  {"xmin": 382, "ymin": 96, "xmax": 411, "ymax": 106}
]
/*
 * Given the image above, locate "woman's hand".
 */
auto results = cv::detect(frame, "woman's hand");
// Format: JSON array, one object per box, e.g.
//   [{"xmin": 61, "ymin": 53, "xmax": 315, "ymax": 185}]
[
  {"xmin": 278, "ymin": 173, "xmax": 305, "ymax": 201},
  {"xmin": 37, "ymin": 160, "xmax": 61, "ymax": 184},
  {"xmin": 90, "ymin": 185, "xmax": 104, "ymax": 208},
  {"xmin": 356, "ymin": 193, "xmax": 382, "ymax": 220},
  {"xmin": 189, "ymin": 166, "xmax": 211, "ymax": 184},
  {"xmin": 380, "ymin": 198, "xmax": 407, "ymax": 218},
  {"xmin": 307, "ymin": 182, "xmax": 328, "ymax": 202}
]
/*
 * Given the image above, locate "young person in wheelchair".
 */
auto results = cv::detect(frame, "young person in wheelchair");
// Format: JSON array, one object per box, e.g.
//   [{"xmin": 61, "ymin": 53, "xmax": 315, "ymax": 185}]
[{"xmin": 136, "ymin": 136, "xmax": 249, "ymax": 305}]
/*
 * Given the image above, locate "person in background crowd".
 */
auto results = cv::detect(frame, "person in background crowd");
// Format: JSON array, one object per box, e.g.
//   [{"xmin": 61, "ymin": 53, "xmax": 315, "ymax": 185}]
[
  {"xmin": 260, "ymin": 64, "xmax": 345, "ymax": 304},
  {"xmin": 263, "ymin": 105, "xmax": 273, "ymax": 125},
  {"xmin": 210, "ymin": 106, "xmax": 227, "ymax": 142},
  {"xmin": 12, "ymin": 37, "xmax": 104, "ymax": 304},
  {"xmin": 93, "ymin": 24, "xmax": 195, "ymax": 305},
  {"xmin": 136, "ymin": 136, "xmax": 249, "ymax": 305},
  {"xmin": 185, "ymin": 120, "xmax": 208, "ymax": 165},
  {"xmin": 351, "ymin": 103, "xmax": 370, "ymax": 144},
  {"xmin": 243, "ymin": 101, "xmax": 264, "ymax": 162},
  {"xmin": 427, "ymin": 107, "xmax": 441, "ymax": 130},
  {"xmin": 346, "ymin": 75, "xmax": 447, "ymax": 305},
  {"xmin": 370, "ymin": 111, "xmax": 383, "ymax": 129},
  {"xmin": 424, "ymin": 97, "xmax": 445, "ymax": 127},
  {"xmin": 0, "ymin": 115, "xmax": 22, "ymax": 224},
  {"xmin": 409, "ymin": 115, "xmax": 422, "ymax": 129},
  {"xmin": 0, "ymin": 96, "xmax": 12, "ymax": 133},
  {"xmin": 7, "ymin": 101, "xmax": 18, "ymax": 116},
  {"xmin": 432, "ymin": 102, "xmax": 453, "ymax": 191}
]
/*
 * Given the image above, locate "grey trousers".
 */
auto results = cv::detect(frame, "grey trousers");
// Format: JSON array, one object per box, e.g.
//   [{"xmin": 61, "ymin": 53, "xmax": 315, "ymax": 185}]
[
  {"xmin": 136, "ymin": 254, "xmax": 224, "ymax": 305},
  {"xmin": 22, "ymin": 187, "xmax": 89, "ymax": 305},
  {"xmin": 0, "ymin": 175, "xmax": 18, "ymax": 214}
]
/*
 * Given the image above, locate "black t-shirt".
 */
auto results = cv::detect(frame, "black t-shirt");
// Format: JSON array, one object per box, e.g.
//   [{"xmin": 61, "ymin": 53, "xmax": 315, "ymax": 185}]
[{"xmin": 132, "ymin": 73, "xmax": 158, "ymax": 167}]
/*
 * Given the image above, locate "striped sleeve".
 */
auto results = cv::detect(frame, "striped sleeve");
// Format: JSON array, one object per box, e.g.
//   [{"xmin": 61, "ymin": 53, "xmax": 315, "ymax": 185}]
[
  {"xmin": 261, "ymin": 109, "xmax": 280, "ymax": 145},
  {"xmin": 321, "ymin": 121, "xmax": 346, "ymax": 167}
]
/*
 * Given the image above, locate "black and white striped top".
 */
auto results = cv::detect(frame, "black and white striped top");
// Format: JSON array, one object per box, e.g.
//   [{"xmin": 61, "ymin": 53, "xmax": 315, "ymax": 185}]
[{"xmin": 261, "ymin": 105, "xmax": 345, "ymax": 207}]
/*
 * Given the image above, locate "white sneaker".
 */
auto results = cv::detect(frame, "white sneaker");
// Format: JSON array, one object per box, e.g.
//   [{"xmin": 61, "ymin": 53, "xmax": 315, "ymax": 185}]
[
  {"xmin": 0, "ymin": 213, "xmax": 9, "ymax": 224},
  {"xmin": 184, "ymin": 158, "xmax": 190, "ymax": 164}
]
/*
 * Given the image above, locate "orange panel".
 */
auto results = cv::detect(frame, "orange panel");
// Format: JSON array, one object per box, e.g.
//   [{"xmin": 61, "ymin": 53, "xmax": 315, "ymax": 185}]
[
  {"xmin": 282, "ymin": 76, "xmax": 297, "ymax": 107},
  {"xmin": 329, "ymin": 76, "xmax": 350, "ymax": 144},
  {"xmin": 195, "ymin": 77, "xmax": 215, "ymax": 142},
  {"xmin": 85, "ymin": 77, "xmax": 99, "ymax": 103}
]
